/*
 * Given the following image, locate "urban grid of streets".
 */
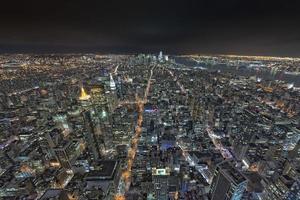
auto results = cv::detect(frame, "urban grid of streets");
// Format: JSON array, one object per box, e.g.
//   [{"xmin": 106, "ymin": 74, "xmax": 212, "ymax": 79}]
[
  {"xmin": 115, "ymin": 62, "xmax": 198, "ymax": 199},
  {"xmin": 0, "ymin": 53, "xmax": 300, "ymax": 199}
]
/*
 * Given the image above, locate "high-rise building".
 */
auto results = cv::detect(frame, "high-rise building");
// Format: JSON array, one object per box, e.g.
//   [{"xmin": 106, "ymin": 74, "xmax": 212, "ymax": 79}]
[
  {"xmin": 209, "ymin": 160, "xmax": 248, "ymax": 200},
  {"xmin": 260, "ymin": 176, "xmax": 295, "ymax": 200},
  {"xmin": 53, "ymin": 146, "xmax": 72, "ymax": 169},
  {"xmin": 106, "ymin": 91, "xmax": 118, "ymax": 112},
  {"xmin": 158, "ymin": 51, "xmax": 163, "ymax": 62},
  {"xmin": 152, "ymin": 167, "xmax": 171, "ymax": 200},
  {"xmin": 110, "ymin": 73, "xmax": 116, "ymax": 91},
  {"xmin": 85, "ymin": 160, "xmax": 121, "ymax": 196},
  {"xmin": 79, "ymin": 86, "xmax": 91, "ymax": 101},
  {"xmin": 82, "ymin": 110, "xmax": 102, "ymax": 161},
  {"xmin": 53, "ymin": 140, "xmax": 83, "ymax": 169}
]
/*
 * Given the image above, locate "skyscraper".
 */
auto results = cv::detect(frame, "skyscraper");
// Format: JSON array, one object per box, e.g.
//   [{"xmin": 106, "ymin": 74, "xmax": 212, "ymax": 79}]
[
  {"xmin": 152, "ymin": 167, "xmax": 171, "ymax": 200},
  {"xmin": 209, "ymin": 160, "xmax": 248, "ymax": 200},
  {"xmin": 83, "ymin": 110, "xmax": 101, "ymax": 161},
  {"xmin": 158, "ymin": 51, "xmax": 163, "ymax": 62},
  {"xmin": 53, "ymin": 140, "xmax": 83, "ymax": 170},
  {"xmin": 110, "ymin": 73, "xmax": 116, "ymax": 91}
]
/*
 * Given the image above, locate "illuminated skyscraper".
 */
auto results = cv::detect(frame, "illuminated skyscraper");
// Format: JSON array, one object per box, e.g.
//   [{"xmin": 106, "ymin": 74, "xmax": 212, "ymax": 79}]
[
  {"xmin": 152, "ymin": 167, "xmax": 171, "ymax": 200},
  {"xmin": 158, "ymin": 51, "xmax": 163, "ymax": 62},
  {"xmin": 79, "ymin": 86, "xmax": 91, "ymax": 101},
  {"xmin": 110, "ymin": 73, "xmax": 116, "ymax": 91}
]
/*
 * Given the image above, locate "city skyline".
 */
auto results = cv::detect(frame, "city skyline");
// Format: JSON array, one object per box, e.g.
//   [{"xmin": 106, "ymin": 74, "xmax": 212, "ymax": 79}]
[
  {"xmin": 0, "ymin": 53, "xmax": 299, "ymax": 199},
  {"xmin": 0, "ymin": 1, "xmax": 300, "ymax": 199}
]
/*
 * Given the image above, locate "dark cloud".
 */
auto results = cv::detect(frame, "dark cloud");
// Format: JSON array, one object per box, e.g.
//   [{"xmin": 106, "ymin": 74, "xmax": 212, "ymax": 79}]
[{"xmin": 0, "ymin": 0, "xmax": 300, "ymax": 56}]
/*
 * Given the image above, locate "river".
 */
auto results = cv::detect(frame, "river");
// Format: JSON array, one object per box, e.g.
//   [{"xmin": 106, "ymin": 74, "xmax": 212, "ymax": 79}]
[{"xmin": 174, "ymin": 56, "xmax": 300, "ymax": 87}]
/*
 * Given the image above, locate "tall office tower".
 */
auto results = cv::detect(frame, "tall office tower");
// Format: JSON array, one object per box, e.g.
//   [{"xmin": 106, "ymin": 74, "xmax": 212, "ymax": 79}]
[
  {"xmin": 82, "ymin": 110, "xmax": 101, "ymax": 161},
  {"xmin": 93, "ymin": 106, "xmax": 113, "ymax": 154},
  {"xmin": 79, "ymin": 86, "xmax": 91, "ymax": 101},
  {"xmin": 152, "ymin": 167, "xmax": 171, "ymax": 200},
  {"xmin": 45, "ymin": 128, "xmax": 64, "ymax": 157},
  {"xmin": 158, "ymin": 51, "xmax": 163, "ymax": 62},
  {"xmin": 106, "ymin": 90, "xmax": 118, "ymax": 113},
  {"xmin": 53, "ymin": 140, "xmax": 83, "ymax": 169},
  {"xmin": 260, "ymin": 176, "xmax": 296, "ymax": 200},
  {"xmin": 109, "ymin": 73, "xmax": 116, "ymax": 91},
  {"xmin": 100, "ymin": 110, "xmax": 114, "ymax": 151},
  {"xmin": 209, "ymin": 160, "xmax": 248, "ymax": 200},
  {"xmin": 117, "ymin": 76, "xmax": 124, "ymax": 99},
  {"xmin": 88, "ymin": 85, "xmax": 114, "ymax": 152},
  {"xmin": 53, "ymin": 146, "xmax": 72, "ymax": 170}
]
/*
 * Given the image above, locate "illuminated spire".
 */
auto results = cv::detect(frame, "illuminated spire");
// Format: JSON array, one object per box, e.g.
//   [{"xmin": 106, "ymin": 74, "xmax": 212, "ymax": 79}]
[
  {"xmin": 110, "ymin": 73, "xmax": 116, "ymax": 90},
  {"xmin": 79, "ymin": 87, "xmax": 91, "ymax": 101}
]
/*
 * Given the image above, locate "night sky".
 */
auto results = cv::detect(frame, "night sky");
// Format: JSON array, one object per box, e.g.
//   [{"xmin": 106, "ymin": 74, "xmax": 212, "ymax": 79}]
[{"xmin": 1, "ymin": 0, "xmax": 300, "ymax": 56}]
